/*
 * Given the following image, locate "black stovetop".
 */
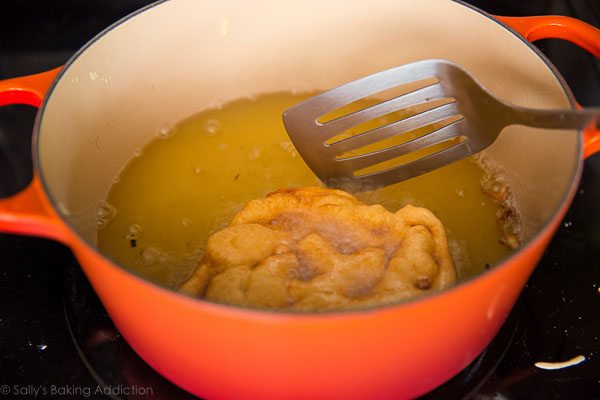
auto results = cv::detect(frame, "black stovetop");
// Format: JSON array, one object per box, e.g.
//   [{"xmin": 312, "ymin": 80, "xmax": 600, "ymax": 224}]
[{"xmin": 1, "ymin": 1, "xmax": 600, "ymax": 399}]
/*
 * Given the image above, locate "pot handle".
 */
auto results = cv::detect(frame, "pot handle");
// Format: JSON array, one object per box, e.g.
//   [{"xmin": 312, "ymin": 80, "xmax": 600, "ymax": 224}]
[
  {"xmin": 0, "ymin": 68, "xmax": 69, "ymax": 242},
  {"xmin": 496, "ymin": 15, "xmax": 600, "ymax": 158},
  {"xmin": 0, "ymin": 67, "xmax": 61, "ymax": 107},
  {"xmin": 496, "ymin": 16, "xmax": 600, "ymax": 57},
  {"xmin": 578, "ymin": 104, "xmax": 600, "ymax": 158}
]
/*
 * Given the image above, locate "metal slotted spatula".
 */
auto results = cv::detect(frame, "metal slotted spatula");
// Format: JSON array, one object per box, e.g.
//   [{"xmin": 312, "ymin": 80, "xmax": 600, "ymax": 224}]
[{"xmin": 282, "ymin": 59, "xmax": 599, "ymax": 188}]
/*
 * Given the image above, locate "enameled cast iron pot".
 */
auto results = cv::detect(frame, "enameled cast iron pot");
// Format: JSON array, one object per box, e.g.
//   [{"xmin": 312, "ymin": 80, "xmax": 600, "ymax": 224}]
[{"xmin": 1, "ymin": 0, "xmax": 600, "ymax": 398}]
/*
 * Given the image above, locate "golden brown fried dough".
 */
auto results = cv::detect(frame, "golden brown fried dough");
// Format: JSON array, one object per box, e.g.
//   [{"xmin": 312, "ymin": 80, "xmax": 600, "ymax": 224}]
[{"xmin": 180, "ymin": 187, "xmax": 456, "ymax": 310}]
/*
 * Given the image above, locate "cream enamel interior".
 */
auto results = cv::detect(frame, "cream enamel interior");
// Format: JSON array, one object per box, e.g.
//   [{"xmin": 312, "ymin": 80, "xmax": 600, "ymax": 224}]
[{"xmin": 37, "ymin": 0, "xmax": 579, "ymax": 248}]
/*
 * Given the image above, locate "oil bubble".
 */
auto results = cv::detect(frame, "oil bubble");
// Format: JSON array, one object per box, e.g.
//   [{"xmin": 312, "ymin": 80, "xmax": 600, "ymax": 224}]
[
  {"xmin": 203, "ymin": 119, "xmax": 223, "ymax": 136},
  {"xmin": 135, "ymin": 247, "xmax": 161, "ymax": 267},
  {"xmin": 123, "ymin": 224, "xmax": 144, "ymax": 240},
  {"xmin": 96, "ymin": 201, "xmax": 119, "ymax": 230},
  {"xmin": 181, "ymin": 218, "xmax": 192, "ymax": 227},
  {"xmin": 248, "ymin": 146, "xmax": 262, "ymax": 161},
  {"xmin": 279, "ymin": 140, "xmax": 298, "ymax": 158},
  {"xmin": 133, "ymin": 246, "xmax": 202, "ymax": 288},
  {"xmin": 208, "ymin": 102, "xmax": 224, "ymax": 110},
  {"xmin": 156, "ymin": 125, "xmax": 173, "ymax": 138}
]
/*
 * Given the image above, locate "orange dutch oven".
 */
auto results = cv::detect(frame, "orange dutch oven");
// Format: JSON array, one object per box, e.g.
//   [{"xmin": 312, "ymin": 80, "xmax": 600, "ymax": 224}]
[{"xmin": 1, "ymin": 1, "xmax": 600, "ymax": 398}]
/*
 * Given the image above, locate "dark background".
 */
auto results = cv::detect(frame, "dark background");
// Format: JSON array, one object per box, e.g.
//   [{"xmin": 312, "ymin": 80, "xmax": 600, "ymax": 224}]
[{"xmin": 1, "ymin": 1, "xmax": 600, "ymax": 399}]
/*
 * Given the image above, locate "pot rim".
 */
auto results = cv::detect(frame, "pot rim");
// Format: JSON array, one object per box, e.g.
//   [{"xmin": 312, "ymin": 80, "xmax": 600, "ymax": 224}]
[{"xmin": 31, "ymin": 0, "xmax": 584, "ymax": 316}]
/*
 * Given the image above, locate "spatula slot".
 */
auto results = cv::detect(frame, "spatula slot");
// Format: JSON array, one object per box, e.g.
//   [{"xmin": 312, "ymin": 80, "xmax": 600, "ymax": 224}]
[
  {"xmin": 353, "ymin": 136, "xmax": 468, "ymax": 178},
  {"xmin": 317, "ymin": 77, "xmax": 439, "ymax": 124}
]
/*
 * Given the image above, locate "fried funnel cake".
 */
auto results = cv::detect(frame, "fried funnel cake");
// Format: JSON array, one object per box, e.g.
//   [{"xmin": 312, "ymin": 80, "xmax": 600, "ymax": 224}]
[{"xmin": 180, "ymin": 187, "xmax": 456, "ymax": 311}]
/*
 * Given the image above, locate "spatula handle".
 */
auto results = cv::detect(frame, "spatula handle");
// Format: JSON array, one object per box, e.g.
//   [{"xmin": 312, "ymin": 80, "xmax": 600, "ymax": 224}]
[{"xmin": 509, "ymin": 107, "xmax": 600, "ymax": 130}]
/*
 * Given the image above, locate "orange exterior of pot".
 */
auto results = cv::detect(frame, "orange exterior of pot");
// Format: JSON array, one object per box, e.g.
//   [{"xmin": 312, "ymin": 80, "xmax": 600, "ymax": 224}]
[
  {"xmin": 1, "ymin": 11, "xmax": 600, "ymax": 400},
  {"xmin": 71, "ymin": 217, "xmax": 563, "ymax": 400}
]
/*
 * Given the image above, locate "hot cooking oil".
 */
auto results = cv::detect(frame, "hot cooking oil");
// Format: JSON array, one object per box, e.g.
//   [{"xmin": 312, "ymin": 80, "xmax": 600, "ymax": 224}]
[{"xmin": 97, "ymin": 92, "xmax": 514, "ymax": 288}]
